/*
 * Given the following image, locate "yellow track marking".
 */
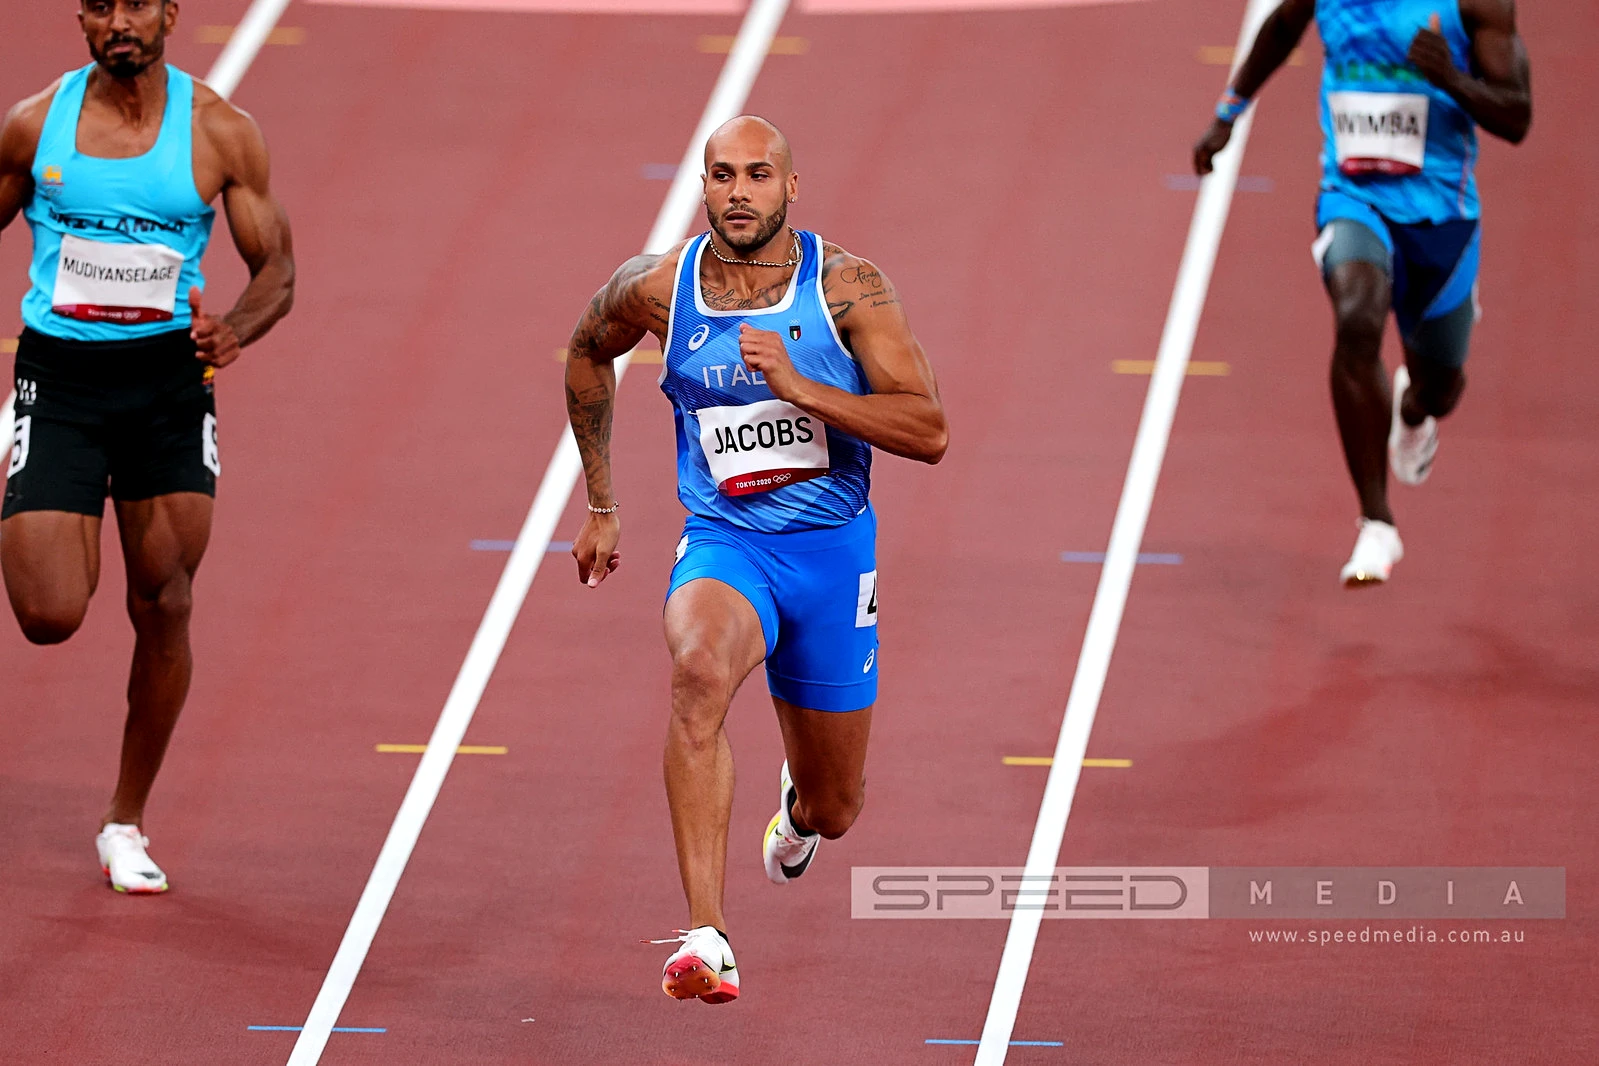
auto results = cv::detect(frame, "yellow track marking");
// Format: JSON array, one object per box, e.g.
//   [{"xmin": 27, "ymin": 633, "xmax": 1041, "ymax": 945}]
[
  {"xmin": 1002, "ymin": 756, "xmax": 1132, "ymax": 768},
  {"xmin": 2, "ymin": 338, "xmax": 16, "ymax": 354},
  {"xmin": 555, "ymin": 347, "xmax": 662, "ymax": 364},
  {"xmin": 1112, "ymin": 359, "xmax": 1230, "ymax": 376},
  {"xmin": 197, "ymin": 25, "xmax": 305, "ymax": 45},
  {"xmin": 376, "ymin": 744, "xmax": 508, "ymax": 755},
  {"xmin": 1199, "ymin": 45, "xmax": 1303, "ymax": 66},
  {"xmin": 699, "ymin": 35, "xmax": 808, "ymax": 55}
]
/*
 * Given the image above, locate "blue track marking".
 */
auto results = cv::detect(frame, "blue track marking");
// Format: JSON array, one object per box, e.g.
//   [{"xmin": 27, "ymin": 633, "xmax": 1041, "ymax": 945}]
[
  {"xmin": 1060, "ymin": 550, "xmax": 1183, "ymax": 565},
  {"xmin": 248, "ymin": 1026, "xmax": 386, "ymax": 1033},
  {"xmin": 472, "ymin": 540, "xmax": 573, "ymax": 553},
  {"xmin": 925, "ymin": 1039, "xmax": 1064, "ymax": 1047}
]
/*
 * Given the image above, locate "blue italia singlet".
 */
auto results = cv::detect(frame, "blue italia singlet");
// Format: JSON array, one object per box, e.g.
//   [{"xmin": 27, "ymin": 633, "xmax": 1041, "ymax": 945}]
[
  {"xmin": 1317, "ymin": 0, "xmax": 1480, "ymax": 223},
  {"xmin": 22, "ymin": 64, "xmax": 216, "ymax": 342},
  {"xmin": 660, "ymin": 231, "xmax": 872, "ymax": 534}
]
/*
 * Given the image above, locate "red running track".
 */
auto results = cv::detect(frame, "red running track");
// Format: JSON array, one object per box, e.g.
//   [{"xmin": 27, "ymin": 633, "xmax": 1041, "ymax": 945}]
[{"xmin": 2, "ymin": 0, "xmax": 1594, "ymax": 1063}]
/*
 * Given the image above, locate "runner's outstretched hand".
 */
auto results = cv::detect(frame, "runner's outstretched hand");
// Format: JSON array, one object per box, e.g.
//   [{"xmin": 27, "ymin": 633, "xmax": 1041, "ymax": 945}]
[
  {"xmin": 190, "ymin": 287, "xmax": 242, "ymax": 368},
  {"xmin": 1193, "ymin": 118, "xmax": 1235, "ymax": 176},
  {"xmin": 572, "ymin": 512, "xmax": 622, "ymax": 588}
]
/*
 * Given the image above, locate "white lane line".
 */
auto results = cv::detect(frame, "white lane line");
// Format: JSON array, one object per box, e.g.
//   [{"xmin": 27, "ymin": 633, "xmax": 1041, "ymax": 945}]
[
  {"xmin": 206, "ymin": 0, "xmax": 297, "ymax": 98},
  {"xmin": 0, "ymin": 0, "xmax": 290, "ymax": 471},
  {"xmin": 971, "ymin": 0, "xmax": 1278, "ymax": 1061},
  {"xmin": 282, "ymin": 0, "xmax": 791, "ymax": 1061}
]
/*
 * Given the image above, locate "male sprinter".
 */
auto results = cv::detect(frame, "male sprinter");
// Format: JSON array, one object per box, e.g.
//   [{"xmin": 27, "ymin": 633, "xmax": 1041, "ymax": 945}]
[
  {"xmin": 1194, "ymin": 0, "xmax": 1530, "ymax": 585},
  {"xmin": 565, "ymin": 116, "xmax": 946, "ymax": 1001},
  {"xmin": 0, "ymin": 0, "xmax": 294, "ymax": 891}
]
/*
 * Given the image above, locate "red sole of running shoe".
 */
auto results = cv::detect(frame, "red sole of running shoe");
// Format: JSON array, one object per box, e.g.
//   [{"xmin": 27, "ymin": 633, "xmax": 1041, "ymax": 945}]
[{"xmin": 661, "ymin": 956, "xmax": 738, "ymax": 1003}]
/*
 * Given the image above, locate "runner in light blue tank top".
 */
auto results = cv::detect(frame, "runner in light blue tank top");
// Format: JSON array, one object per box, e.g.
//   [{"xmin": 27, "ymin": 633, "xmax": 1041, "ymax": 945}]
[
  {"xmin": 560, "ymin": 117, "xmax": 948, "ymax": 1000},
  {"xmin": 22, "ymin": 64, "xmax": 215, "ymax": 341},
  {"xmin": 1192, "ymin": 0, "xmax": 1530, "ymax": 587},
  {"xmin": 0, "ymin": 1, "xmax": 295, "ymax": 895},
  {"xmin": 1316, "ymin": 0, "xmax": 1480, "ymax": 224}
]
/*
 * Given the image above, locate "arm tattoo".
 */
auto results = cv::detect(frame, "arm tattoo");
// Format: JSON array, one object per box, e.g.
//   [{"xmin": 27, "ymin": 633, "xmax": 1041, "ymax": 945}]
[
  {"xmin": 564, "ymin": 253, "xmax": 661, "ymax": 501},
  {"xmin": 566, "ymin": 378, "xmax": 614, "ymax": 494},
  {"xmin": 821, "ymin": 246, "xmax": 901, "ymax": 336},
  {"xmin": 645, "ymin": 294, "xmax": 671, "ymax": 330},
  {"xmin": 841, "ymin": 262, "xmax": 901, "ymax": 309}
]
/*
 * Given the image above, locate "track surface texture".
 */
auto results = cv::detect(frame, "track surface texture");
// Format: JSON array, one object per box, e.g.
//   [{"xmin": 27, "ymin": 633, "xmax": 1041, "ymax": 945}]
[{"xmin": 2, "ymin": 1, "xmax": 1594, "ymax": 1063}]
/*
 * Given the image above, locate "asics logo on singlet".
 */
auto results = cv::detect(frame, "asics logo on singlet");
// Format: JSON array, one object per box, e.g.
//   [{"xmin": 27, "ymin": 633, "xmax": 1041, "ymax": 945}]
[
  {"xmin": 687, "ymin": 324, "xmax": 711, "ymax": 351},
  {"xmin": 17, "ymin": 380, "xmax": 38, "ymax": 405}
]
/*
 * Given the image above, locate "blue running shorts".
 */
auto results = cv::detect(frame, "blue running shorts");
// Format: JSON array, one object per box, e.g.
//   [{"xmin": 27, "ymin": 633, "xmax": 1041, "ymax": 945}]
[
  {"xmin": 1312, "ymin": 190, "xmax": 1481, "ymax": 368},
  {"xmin": 666, "ymin": 506, "xmax": 879, "ymax": 713}
]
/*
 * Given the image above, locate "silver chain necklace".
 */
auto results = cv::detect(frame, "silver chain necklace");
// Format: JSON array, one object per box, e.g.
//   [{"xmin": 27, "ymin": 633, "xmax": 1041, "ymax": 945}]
[{"xmin": 706, "ymin": 229, "xmax": 801, "ymax": 269}]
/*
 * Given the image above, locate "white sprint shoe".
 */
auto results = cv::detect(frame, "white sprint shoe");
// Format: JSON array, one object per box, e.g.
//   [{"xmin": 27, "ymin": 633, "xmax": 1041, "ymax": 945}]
[
  {"xmin": 1340, "ymin": 519, "xmax": 1404, "ymax": 588},
  {"xmin": 96, "ymin": 823, "xmax": 168, "ymax": 894},
  {"xmin": 762, "ymin": 760, "xmax": 819, "ymax": 885},
  {"xmin": 1389, "ymin": 365, "xmax": 1439, "ymax": 485},
  {"xmin": 654, "ymin": 926, "xmax": 740, "ymax": 1003}
]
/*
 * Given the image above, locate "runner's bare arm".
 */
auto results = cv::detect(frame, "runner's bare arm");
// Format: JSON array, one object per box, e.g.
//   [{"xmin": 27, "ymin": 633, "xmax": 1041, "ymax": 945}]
[
  {"xmin": 1194, "ymin": 0, "xmax": 1317, "ymax": 175},
  {"xmin": 1409, "ymin": 0, "xmax": 1531, "ymax": 144},
  {"xmin": 565, "ymin": 251, "xmax": 675, "ymax": 586},
  {"xmin": 740, "ymin": 250, "xmax": 947, "ymax": 465},
  {"xmin": 0, "ymin": 91, "xmax": 53, "ymax": 237},
  {"xmin": 566, "ymin": 254, "xmax": 671, "ymax": 505},
  {"xmin": 190, "ymin": 96, "xmax": 295, "ymax": 366}
]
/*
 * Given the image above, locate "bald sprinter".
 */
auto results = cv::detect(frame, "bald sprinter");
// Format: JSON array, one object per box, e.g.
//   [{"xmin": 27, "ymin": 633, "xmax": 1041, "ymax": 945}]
[{"xmin": 561, "ymin": 116, "xmax": 948, "ymax": 1001}]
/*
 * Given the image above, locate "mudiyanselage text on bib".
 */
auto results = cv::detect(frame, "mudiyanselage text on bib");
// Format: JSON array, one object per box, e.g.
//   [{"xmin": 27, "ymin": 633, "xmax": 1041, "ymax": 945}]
[
  {"xmin": 660, "ymin": 231, "xmax": 872, "ymax": 533},
  {"xmin": 22, "ymin": 65, "xmax": 216, "ymax": 342},
  {"xmin": 1316, "ymin": 0, "xmax": 1479, "ymax": 223}
]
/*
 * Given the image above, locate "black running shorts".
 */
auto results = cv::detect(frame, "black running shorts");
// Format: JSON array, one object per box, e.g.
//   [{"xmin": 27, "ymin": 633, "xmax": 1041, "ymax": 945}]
[{"xmin": 4, "ymin": 327, "xmax": 219, "ymax": 519}]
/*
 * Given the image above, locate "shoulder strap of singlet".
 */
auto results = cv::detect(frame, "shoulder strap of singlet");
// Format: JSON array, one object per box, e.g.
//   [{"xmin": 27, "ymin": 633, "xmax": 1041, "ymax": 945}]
[
  {"xmin": 155, "ymin": 67, "xmax": 194, "ymax": 158},
  {"xmin": 35, "ymin": 66, "xmax": 93, "ymax": 164},
  {"xmin": 673, "ymin": 233, "xmax": 710, "ymax": 312},
  {"xmin": 798, "ymin": 230, "xmax": 824, "ymax": 290}
]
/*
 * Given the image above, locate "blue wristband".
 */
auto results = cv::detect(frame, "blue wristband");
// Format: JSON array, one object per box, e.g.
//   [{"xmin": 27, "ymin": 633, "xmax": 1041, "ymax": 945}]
[{"xmin": 1215, "ymin": 90, "xmax": 1250, "ymax": 123}]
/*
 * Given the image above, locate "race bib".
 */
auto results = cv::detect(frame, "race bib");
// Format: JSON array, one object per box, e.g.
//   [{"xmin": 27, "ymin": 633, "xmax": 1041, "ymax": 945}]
[
  {"xmin": 697, "ymin": 398, "xmax": 829, "ymax": 496},
  {"xmin": 52, "ymin": 234, "xmax": 183, "ymax": 324},
  {"xmin": 1328, "ymin": 92, "xmax": 1429, "ymax": 176}
]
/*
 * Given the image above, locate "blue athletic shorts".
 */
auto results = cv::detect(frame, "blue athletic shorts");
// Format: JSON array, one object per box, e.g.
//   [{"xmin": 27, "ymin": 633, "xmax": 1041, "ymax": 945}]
[
  {"xmin": 666, "ymin": 506, "xmax": 879, "ymax": 713},
  {"xmin": 1312, "ymin": 190, "xmax": 1481, "ymax": 368}
]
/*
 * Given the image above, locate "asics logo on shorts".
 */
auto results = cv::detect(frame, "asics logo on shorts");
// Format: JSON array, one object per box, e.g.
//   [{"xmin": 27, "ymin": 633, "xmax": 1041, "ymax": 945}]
[
  {"xmin": 862, "ymin": 649, "xmax": 875, "ymax": 673},
  {"xmin": 16, "ymin": 379, "xmax": 37, "ymax": 405},
  {"xmin": 687, "ymin": 324, "xmax": 711, "ymax": 351}
]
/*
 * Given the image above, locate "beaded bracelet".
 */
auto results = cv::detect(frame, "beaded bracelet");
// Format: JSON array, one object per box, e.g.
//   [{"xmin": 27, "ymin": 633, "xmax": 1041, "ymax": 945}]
[{"xmin": 587, "ymin": 501, "xmax": 620, "ymax": 515}]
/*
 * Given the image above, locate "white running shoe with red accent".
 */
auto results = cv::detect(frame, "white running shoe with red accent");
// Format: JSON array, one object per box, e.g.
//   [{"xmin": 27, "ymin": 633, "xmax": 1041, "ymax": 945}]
[
  {"xmin": 1340, "ymin": 518, "xmax": 1404, "ymax": 588},
  {"xmin": 1389, "ymin": 365, "xmax": 1439, "ymax": 486},
  {"xmin": 762, "ymin": 760, "xmax": 819, "ymax": 885},
  {"xmin": 95, "ymin": 823, "xmax": 168, "ymax": 894},
  {"xmin": 654, "ymin": 926, "xmax": 739, "ymax": 1003}
]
